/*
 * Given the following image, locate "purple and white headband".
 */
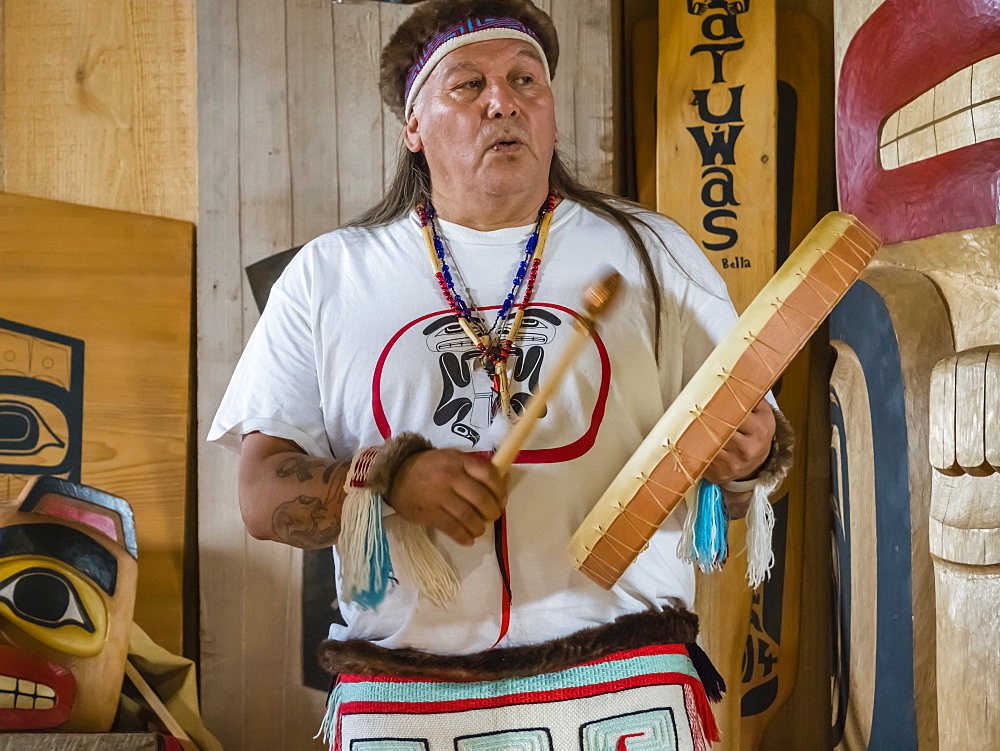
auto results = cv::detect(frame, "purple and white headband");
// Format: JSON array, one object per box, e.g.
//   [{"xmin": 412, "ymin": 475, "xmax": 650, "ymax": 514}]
[{"xmin": 404, "ymin": 17, "xmax": 551, "ymax": 120}]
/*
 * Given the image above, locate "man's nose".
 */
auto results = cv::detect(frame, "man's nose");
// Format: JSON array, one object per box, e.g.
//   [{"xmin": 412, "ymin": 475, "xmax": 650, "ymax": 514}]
[{"xmin": 485, "ymin": 81, "xmax": 519, "ymax": 118}]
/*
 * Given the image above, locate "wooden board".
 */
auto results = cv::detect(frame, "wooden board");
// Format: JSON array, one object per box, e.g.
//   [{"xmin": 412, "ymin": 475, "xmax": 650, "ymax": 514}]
[
  {"xmin": 656, "ymin": 0, "xmax": 776, "ymax": 313},
  {"xmin": 632, "ymin": 17, "xmax": 658, "ymax": 210},
  {"xmin": 550, "ymin": 0, "xmax": 616, "ymax": 190},
  {"xmin": 0, "ymin": 734, "xmax": 171, "ymax": 751},
  {"xmin": 235, "ymin": 3, "xmax": 297, "ymax": 748},
  {"xmin": 194, "ymin": 0, "xmax": 246, "ymax": 742},
  {"xmin": 0, "ymin": 192, "xmax": 192, "ymax": 661},
  {"xmin": 195, "ymin": 2, "xmax": 617, "ymax": 748},
  {"xmin": 1, "ymin": 0, "xmax": 196, "ymax": 224},
  {"xmin": 740, "ymin": 10, "xmax": 826, "ymax": 750},
  {"xmin": 655, "ymin": 3, "xmax": 776, "ymax": 747}
]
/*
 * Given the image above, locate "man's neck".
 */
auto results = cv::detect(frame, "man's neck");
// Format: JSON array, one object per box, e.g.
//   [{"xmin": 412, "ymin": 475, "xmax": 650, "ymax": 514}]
[{"xmin": 430, "ymin": 186, "xmax": 552, "ymax": 231}]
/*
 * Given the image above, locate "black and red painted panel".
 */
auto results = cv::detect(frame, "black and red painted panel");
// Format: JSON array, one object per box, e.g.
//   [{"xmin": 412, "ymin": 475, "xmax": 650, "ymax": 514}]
[{"xmin": 0, "ymin": 318, "xmax": 84, "ymax": 492}]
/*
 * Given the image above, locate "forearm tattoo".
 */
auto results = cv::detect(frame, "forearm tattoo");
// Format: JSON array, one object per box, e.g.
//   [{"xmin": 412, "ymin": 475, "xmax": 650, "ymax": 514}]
[
  {"xmin": 275, "ymin": 455, "xmax": 328, "ymax": 482},
  {"xmin": 270, "ymin": 457, "xmax": 348, "ymax": 549},
  {"xmin": 271, "ymin": 493, "xmax": 341, "ymax": 548}
]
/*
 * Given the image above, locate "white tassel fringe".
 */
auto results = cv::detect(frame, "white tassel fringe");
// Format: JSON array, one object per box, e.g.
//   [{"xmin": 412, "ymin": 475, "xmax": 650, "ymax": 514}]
[
  {"xmin": 676, "ymin": 484, "xmax": 700, "ymax": 566},
  {"xmin": 385, "ymin": 514, "xmax": 459, "ymax": 608},
  {"xmin": 314, "ymin": 681, "xmax": 341, "ymax": 744},
  {"xmin": 338, "ymin": 484, "xmax": 391, "ymax": 607},
  {"xmin": 745, "ymin": 483, "xmax": 776, "ymax": 588}
]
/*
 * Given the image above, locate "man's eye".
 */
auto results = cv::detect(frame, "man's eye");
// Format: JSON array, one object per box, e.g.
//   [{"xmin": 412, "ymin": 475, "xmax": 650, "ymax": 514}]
[
  {"xmin": 0, "ymin": 568, "xmax": 95, "ymax": 633},
  {"xmin": 459, "ymin": 80, "xmax": 482, "ymax": 90}
]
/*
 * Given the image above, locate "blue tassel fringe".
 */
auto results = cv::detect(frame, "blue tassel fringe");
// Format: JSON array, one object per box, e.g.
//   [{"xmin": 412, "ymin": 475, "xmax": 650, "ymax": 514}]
[{"xmin": 691, "ymin": 479, "xmax": 728, "ymax": 573}]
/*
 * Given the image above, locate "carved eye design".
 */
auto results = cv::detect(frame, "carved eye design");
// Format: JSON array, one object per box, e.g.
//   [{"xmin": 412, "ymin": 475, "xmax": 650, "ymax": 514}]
[
  {"xmin": 0, "ymin": 567, "xmax": 95, "ymax": 633},
  {"xmin": 0, "ymin": 400, "xmax": 66, "ymax": 457}
]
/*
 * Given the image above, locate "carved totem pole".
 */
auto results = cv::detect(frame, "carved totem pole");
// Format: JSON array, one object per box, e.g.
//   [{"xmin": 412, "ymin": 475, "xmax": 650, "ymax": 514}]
[{"xmin": 833, "ymin": 0, "xmax": 1000, "ymax": 748}]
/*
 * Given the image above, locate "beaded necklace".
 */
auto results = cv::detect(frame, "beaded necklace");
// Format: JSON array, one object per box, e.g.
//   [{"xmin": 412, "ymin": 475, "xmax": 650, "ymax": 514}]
[{"xmin": 418, "ymin": 193, "xmax": 557, "ymax": 417}]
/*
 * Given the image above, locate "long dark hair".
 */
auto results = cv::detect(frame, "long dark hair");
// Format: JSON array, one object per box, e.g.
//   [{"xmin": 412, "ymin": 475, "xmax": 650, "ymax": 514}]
[{"xmin": 350, "ymin": 145, "xmax": 701, "ymax": 354}]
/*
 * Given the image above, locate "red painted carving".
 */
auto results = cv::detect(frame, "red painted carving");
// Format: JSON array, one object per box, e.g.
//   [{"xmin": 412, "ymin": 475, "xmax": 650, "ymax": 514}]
[{"xmin": 837, "ymin": 0, "xmax": 1000, "ymax": 243}]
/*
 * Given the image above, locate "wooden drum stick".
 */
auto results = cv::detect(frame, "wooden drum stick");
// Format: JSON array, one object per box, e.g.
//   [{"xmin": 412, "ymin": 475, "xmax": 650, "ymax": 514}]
[{"xmin": 492, "ymin": 270, "xmax": 623, "ymax": 473}]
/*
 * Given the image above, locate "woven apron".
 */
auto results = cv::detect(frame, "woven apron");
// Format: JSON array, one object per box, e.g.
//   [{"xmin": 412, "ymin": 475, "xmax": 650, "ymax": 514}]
[{"xmin": 317, "ymin": 609, "xmax": 723, "ymax": 751}]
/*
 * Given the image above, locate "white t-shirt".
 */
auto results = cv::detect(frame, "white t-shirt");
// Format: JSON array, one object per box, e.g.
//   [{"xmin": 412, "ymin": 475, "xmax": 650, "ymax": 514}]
[{"xmin": 208, "ymin": 200, "xmax": 739, "ymax": 654}]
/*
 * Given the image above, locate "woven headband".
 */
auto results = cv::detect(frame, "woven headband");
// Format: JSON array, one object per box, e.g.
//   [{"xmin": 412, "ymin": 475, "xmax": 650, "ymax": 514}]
[{"xmin": 404, "ymin": 17, "xmax": 551, "ymax": 120}]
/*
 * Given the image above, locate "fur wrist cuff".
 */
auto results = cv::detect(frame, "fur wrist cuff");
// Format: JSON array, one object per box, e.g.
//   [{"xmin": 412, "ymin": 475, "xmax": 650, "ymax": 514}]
[
  {"xmin": 756, "ymin": 406, "xmax": 795, "ymax": 493},
  {"xmin": 366, "ymin": 432, "xmax": 434, "ymax": 498}
]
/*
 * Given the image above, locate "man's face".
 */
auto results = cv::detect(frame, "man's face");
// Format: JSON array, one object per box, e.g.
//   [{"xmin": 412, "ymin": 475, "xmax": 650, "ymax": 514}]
[{"xmin": 404, "ymin": 38, "xmax": 558, "ymax": 201}]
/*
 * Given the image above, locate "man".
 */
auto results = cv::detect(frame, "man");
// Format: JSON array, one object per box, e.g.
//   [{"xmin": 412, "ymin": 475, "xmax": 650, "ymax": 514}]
[{"xmin": 209, "ymin": 1, "xmax": 790, "ymax": 747}]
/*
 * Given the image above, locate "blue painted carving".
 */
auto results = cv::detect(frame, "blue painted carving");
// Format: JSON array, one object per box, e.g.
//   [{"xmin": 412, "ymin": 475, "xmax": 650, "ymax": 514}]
[
  {"xmin": 0, "ymin": 318, "xmax": 84, "ymax": 482},
  {"xmin": 829, "ymin": 281, "xmax": 917, "ymax": 750}
]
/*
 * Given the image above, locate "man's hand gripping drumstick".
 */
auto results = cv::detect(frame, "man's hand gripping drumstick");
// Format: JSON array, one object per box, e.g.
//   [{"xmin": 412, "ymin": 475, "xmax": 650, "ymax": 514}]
[{"xmin": 387, "ymin": 271, "xmax": 623, "ymax": 547}]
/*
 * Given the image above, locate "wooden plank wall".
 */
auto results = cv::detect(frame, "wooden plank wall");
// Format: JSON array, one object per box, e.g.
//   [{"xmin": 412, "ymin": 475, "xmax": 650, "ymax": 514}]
[
  {"xmin": 1, "ymin": 0, "xmax": 197, "ymax": 657},
  {"xmin": 196, "ymin": 1, "xmax": 615, "ymax": 748},
  {"xmin": 0, "ymin": 0, "xmax": 197, "ymax": 224}
]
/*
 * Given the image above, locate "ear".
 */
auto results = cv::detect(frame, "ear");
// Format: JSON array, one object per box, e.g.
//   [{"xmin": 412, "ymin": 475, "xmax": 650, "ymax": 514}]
[{"xmin": 403, "ymin": 114, "xmax": 423, "ymax": 153}]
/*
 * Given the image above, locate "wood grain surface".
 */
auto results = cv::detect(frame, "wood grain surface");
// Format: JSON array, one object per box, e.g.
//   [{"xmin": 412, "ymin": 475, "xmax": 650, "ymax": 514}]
[
  {"xmin": 744, "ymin": 9, "xmax": 826, "ymax": 750},
  {"xmin": 828, "ymin": 339, "xmax": 878, "ymax": 751},
  {"xmin": 656, "ymin": 0, "xmax": 776, "ymax": 313},
  {"xmin": 932, "ymin": 554, "xmax": 1000, "ymax": 750},
  {"xmin": 1, "ymin": 0, "xmax": 196, "ymax": 224},
  {"xmin": 830, "ymin": 264, "xmax": 952, "ymax": 751},
  {"xmin": 655, "ymin": 3, "xmax": 776, "ymax": 746},
  {"xmin": 632, "ymin": 16, "xmax": 658, "ymax": 210},
  {"xmin": 0, "ymin": 192, "xmax": 192, "ymax": 667},
  {"xmin": 955, "ymin": 348, "xmax": 993, "ymax": 476},
  {"xmin": 0, "ymin": 734, "xmax": 167, "ymax": 751}
]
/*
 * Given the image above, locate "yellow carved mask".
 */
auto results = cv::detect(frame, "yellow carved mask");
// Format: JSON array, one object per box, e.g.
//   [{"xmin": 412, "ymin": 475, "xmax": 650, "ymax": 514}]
[{"xmin": 0, "ymin": 476, "xmax": 137, "ymax": 732}]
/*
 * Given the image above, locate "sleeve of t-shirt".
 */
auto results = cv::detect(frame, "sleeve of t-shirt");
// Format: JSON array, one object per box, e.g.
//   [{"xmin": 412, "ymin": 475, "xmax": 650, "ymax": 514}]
[
  {"xmin": 675, "ymin": 241, "xmax": 740, "ymax": 385},
  {"xmin": 670, "ymin": 228, "xmax": 778, "ymax": 410},
  {"xmin": 206, "ymin": 244, "xmax": 331, "ymax": 458}
]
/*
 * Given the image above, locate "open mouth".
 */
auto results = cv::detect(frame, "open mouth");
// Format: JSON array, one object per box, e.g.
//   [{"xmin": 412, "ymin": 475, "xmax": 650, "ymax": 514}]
[
  {"xmin": 0, "ymin": 675, "xmax": 57, "ymax": 710},
  {"xmin": 491, "ymin": 139, "xmax": 523, "ymax": 152},
  {"xmin": 836, "ymin": 0, "xmax": 1000, "ymax": 244},
  {"xmin": 880, "ymin": 54, "xmax": 1000, "ymax": 169},
  {"xmin": 0, "ymin": 646, "xmax": 74, "ymax": 729}
]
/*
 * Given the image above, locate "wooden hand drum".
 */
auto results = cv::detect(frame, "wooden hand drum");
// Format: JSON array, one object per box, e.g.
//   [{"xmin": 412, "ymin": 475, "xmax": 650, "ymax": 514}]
[{"xmin": 569, "ymin": 211, "xmax": 881, "ymax": 589}]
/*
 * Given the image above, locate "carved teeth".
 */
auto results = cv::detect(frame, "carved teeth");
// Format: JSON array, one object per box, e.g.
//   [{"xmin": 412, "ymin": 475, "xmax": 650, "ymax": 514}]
[
  {"xmin": 0, "ymin": 674, "xmax": 57, "ymax": 709},
  {"xmin": 880, "ymin": 53, "xmax": 1000, "ymax": 168}
]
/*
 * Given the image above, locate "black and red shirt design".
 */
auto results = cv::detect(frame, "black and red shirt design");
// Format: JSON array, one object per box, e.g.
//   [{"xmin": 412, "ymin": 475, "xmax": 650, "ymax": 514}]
[{"xmin": 371, "ymin": 303, "xmax": 611, "ymax": 464}]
